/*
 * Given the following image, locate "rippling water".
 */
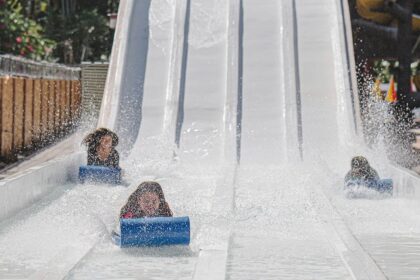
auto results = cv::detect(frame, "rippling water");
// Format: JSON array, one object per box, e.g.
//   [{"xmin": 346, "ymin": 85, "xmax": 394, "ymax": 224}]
[{"xmin": 226, "ymin": 166, "xmax": 352, "ymax": 279}]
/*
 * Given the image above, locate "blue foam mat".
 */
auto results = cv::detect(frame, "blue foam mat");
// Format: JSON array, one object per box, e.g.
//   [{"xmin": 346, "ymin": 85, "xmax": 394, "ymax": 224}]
[
  {"xmin": 345, "ymin": 178, "xmax": 393, "ymax": 193},
  {"xmin": 115, "ymin": 216, "xmax": 190, "ymax": 247},
  {"xmin": 79, "ymin": 165, "xmax": 121, "ymax": 184}
]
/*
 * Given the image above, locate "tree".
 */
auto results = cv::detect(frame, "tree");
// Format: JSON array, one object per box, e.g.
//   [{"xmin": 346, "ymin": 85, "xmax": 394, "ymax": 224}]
[
  {"xmin": 44, "ymin": 7, "xmax": 110, "ymax": 63},
  {"xmin": 0, "ymin": 0, "xmax": 56, "ymax": 60},
  {"xmin": 1, "ymin": 0, "xmax": 118, "ymax": 63}
]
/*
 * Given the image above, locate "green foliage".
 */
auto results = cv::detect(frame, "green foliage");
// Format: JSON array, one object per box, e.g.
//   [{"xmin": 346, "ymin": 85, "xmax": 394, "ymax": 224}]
[
  {"xmin": 44, "ymin": 8, "xmax": 111, "ymax": 63},
  {"xmin": 0, "ymin": 0, "xmax": 116, "ymax": 63},
  {"xmin": 0, "ymin": 0, "xmax": 56, "ymax": 60},
  {"xmin": 373, "ymin": 60, "xmax": 393, "ymax": 83},
  {"xmin": 373, "ymin": 59, "xmax": 420, "ymax": 82}
]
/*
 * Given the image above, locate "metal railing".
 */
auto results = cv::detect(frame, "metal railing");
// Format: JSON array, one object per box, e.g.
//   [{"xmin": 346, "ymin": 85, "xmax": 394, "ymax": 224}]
[{"xmin": 0, "ymin": 55, "xmax": 80, "ymax": 80}]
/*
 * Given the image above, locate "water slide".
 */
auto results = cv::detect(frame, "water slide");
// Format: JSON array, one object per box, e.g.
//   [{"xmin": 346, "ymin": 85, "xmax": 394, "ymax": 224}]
[{"xmin": 1, "ymin": 0, "xmax": 420, "ymax": 279}]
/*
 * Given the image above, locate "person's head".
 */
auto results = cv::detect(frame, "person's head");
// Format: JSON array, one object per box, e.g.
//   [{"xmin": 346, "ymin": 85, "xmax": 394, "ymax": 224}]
[
  {"xmin": 100, "ymin": 134, "xmax": 113, "ymax": 149},
  {"xmin": 351, "ymin": 156, "xmax": 370, "ymax": 172},
  {"xmin": 138, "ymin": 191, "xmax": 160, "ymax": 216},
  {"xmin": 122, "ymin": 181, "xmax": 169, "ymax": 217},
  {"xmin": 82, "ymin": 128, "xmax": 118, "ymax": 151}
]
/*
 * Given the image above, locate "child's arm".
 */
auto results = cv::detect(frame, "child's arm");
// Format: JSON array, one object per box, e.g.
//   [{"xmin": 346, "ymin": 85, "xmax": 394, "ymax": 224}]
[{"xmin": 121, "ymin": 212, "xmax": 134, "ymax": 219}]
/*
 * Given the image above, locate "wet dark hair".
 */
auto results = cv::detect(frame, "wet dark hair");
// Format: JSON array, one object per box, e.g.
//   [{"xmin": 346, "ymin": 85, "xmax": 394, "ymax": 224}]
[
  {"xmin": 351, "ymin": 156, "xmax": 370, "ymax": 170},
  {"xmin": 82, "ymin": 128, "xmax": 118, "ymax": 152},
  {"xmin": 120, "ymin": 181, "xmax": 173, "ymax": 218}
]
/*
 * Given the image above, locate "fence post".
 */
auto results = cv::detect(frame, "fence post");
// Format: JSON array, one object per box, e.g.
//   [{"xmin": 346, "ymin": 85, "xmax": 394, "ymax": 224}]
[
  {"xmin": 70, "ymin": 80, "xmax": 82, "ymax": 127},
  {"xmin": 54, "ymin": 80, "xmax": 61, "ymax": 136},
  {"xmin": 47, "ymin": 80, "xmax": 55, "ymax": 140},
  {"xmin": 74, "ymin": 80, "xmax": 82, "ymax": 121},
  {"xmin": 1, "ymin": 77, "xmax": 15, "ymax": 161},
  {"xmin": 40, "ymin": 79, "xmax": 49, "ymax": 143},
  {"xmin": 65, "ymin": 80, "xmax": 71, "ymax": 131},
  {"xmin": 24, "ymin": 79, "xmax": 34, "ymax": 149},
  {"xmin": 13, "ymin": 77, "xmax": 24, "ymax": 152},
  {"xmin": 32, "ymin": 79, "xmax": 42, "ymax": 146},
  {"xmin": 60, "ymin": 80, "xmax": 66, "ymax": 135}
]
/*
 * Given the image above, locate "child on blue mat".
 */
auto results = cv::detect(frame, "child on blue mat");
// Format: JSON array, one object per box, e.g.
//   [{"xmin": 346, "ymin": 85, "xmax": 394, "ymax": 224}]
[
  {"xmin": 345, "ymin": 156, "xmax": 379, "ymax": 183},
  {"xmin": 120, "ymin": 181, "xmax": 173, "ymax": 219},
  {"xmin": 82, "ymin": 128, "xmax": 120, "ymax": 168}
]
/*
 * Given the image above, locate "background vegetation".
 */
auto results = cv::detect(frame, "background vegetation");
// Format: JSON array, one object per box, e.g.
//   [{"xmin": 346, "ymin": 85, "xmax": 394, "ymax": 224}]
[{"xmin": 0, "ymin": 0, "xmax": 119, "ymax": 63}]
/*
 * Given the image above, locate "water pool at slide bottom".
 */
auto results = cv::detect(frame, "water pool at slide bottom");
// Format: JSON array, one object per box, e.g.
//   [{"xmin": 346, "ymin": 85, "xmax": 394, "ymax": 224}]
[
  {"xmin": 0, "ymin": 164, "xmax": 219, "ymax": 279},
  {"xmin": 227, "ymin": 166, "xmax": 420, "ymax": 279},
  {"xmin": 0, "ymin": 164, "xmax": 420, "ymax": 278}
]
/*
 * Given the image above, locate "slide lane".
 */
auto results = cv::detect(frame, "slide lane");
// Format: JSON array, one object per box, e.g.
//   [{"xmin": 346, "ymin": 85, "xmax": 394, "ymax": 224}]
[
  {"xmin": 97, "ymin": 0, "xmax": 151, "ymax": 153},
  {"xmin": 227, "ymin": 166, "xmax": 353, "ymax": 279},
  {"xmin": 238, "ymin": 0, "xmax": 292, "ymax": 165},
  {"xmin": 296, "ymin": 0, "xmax": 420, "ymax": 279},
  {"xmin": 296, "ymin": 0, "xmax": 358, "ymax": 164},
  {"xmin": 329, "ymin": 181, "xmax": 420, "ymax": 279},
  {"xmin": 125, "ymin": 0, "xmax": 178, "ymax": 168},
  {"xmin": 226, "ymin": 1, "xmax": 354, "ymax": 278},
  {"xmin": 66, "ymin": 0, "xmax": 235, "ymax": 279},
  {"xmin": 176, "ymin": 0, "xmax": 229, "ymax": 166}
]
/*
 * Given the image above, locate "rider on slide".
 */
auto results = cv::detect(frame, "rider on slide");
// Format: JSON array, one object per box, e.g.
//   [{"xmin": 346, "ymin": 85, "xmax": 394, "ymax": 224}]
[
  {"xmin": 82, "ymin": 128, "xmax": 120, "ymax": 169},
  {"xmin": 120, "ymin": 181, "xmax": 173, "ymax": 219},
  {"xmin": 344, "ymin": 156, "xmax": 379, "ymax": 183}
]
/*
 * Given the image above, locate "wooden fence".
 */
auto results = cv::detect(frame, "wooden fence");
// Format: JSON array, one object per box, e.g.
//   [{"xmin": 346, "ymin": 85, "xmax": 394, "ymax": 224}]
[{"xmin": 0, "ymin": 76, "xmax": 81, "ymax": 162}]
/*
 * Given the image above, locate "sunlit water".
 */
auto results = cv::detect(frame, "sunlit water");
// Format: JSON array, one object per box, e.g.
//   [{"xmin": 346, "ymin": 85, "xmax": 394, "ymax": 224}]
[
  {"xmin": 67, "ymin": 162, "xmax": 221, "ymax": 279},
  {"xmin": 227, "ymin": 165, "xmax": 352, "ymax": 279},
  {"xmin": 330, "ymin": 188, "xmax": 420, "ymax": 279},
  {"xmin": 2, "ymin": 157, "xmax": 420, "ymax": 279},
  {"xmin": 319, "ymin": 160, "xmax": 420, "ymax": 279},
  {"xmin": 0, "ymin": 158, "xmax": 223, "ymax": 279},
  {"xmin": 0, "ymin": 183, "xmax": 114, "ymax": 278}
]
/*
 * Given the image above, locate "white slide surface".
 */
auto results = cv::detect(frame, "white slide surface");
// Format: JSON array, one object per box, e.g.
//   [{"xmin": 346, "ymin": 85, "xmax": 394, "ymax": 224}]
[{"xmin": 2, "ymin": 0, "xmax": 420, "ymax": 279}]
